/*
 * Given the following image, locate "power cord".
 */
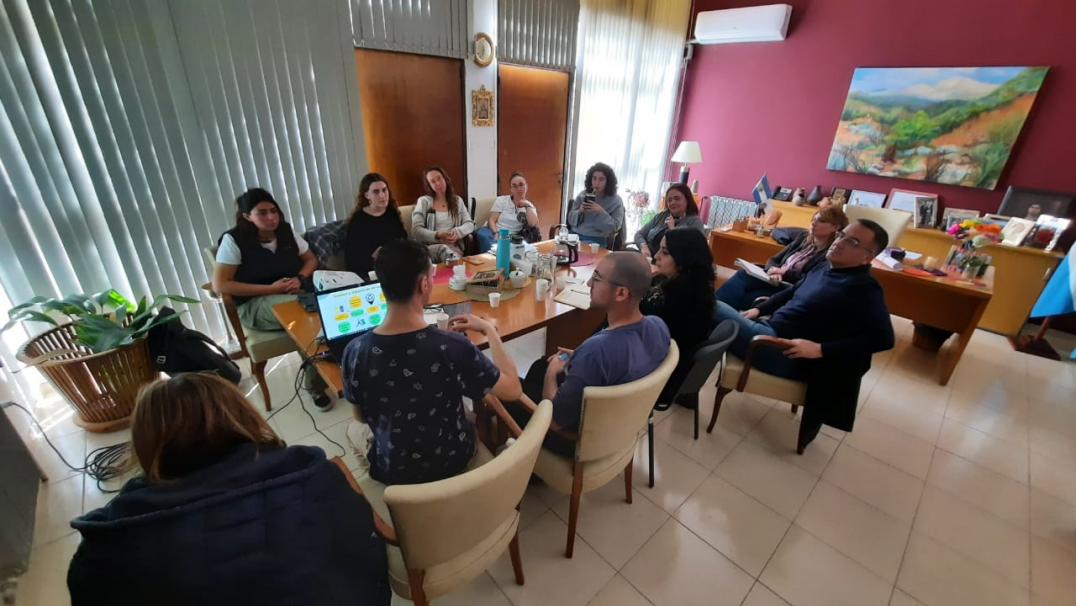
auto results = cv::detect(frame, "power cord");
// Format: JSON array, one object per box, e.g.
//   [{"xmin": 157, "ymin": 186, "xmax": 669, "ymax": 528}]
[{"xmin": 265, "ymin": 353, "xmax": 346, "ymax": 457}]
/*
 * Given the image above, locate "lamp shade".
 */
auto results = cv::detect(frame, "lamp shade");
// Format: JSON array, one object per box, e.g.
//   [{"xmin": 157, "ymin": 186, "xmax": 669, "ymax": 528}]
[{"xmin": 671, "ymin": 140, "xmax": 702, "ymax": 163}]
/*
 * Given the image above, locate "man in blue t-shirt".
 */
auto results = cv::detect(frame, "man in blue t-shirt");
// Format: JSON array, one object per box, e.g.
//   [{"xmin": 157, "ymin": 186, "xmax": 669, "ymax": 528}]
[
  {"xmin": 508, "ymin": 252, "xmax": 671, "ymax": 457},
  {"xmin": 341, "ymin": 239, "xmax": 522, "ymax": 485}
]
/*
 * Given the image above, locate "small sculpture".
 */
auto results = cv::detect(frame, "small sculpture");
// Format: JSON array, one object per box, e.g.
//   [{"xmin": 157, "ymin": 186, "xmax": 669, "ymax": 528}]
[
  {"xmin": 807, "ymin": 185, "xmax": 824, "ymax": 205},
  {"xmin": 791, "ymin": 187, "xmax": 807, "ymax": 206}
]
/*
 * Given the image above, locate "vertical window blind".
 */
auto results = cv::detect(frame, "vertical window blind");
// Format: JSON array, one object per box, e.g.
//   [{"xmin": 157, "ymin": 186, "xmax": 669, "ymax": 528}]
[
  {"xmin": 350, "ymin": 0, "xmax": 470, "ymax": 59},
  {"xmin": 498, "ymin": 0, "xmax": 579, "ymax": 71}
]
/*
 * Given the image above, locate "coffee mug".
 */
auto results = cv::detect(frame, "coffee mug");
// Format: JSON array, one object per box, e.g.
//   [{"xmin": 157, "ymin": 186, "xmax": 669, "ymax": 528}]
[
  {"xmin": 535, "ymin": 278, "xmax": 550, "ymax": 299},
  {"xmin": 449, "ymin": 276, "xmax": 467, "ymax": 291}
]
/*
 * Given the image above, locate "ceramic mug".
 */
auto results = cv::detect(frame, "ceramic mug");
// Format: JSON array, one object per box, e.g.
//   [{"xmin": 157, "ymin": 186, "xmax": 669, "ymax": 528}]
[
  {"xmin": 449, "ymin": 276, "xmax": 467, "ymax": 291},
  {"xmin": 509, "ymin": 270, "xmax": 526, "ymax": 289}
]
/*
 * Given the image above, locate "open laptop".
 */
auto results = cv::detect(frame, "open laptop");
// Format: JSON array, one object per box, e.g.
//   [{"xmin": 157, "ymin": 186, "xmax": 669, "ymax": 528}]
[{"xmin": 315, "ymin": 282, "xmax": 387, "ymax": 363}]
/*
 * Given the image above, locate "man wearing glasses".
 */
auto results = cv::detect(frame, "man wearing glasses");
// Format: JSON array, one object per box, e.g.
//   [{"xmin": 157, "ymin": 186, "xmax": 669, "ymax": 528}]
[{"xmin": 712, "ymin": 219, "xmax": 896, "ymax": 449}]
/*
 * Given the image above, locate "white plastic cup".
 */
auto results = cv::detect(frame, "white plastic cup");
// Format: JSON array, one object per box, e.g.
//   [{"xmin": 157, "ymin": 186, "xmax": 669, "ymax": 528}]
[
  {"xmin": 453, "ymin": 265, "xmax": 466, "ymax": 277},
  {"xmin": 535, "ymin": 279, "xmax": 550, "ymax": 299},
  {"xmin": 368, "ymin": 270, "xmax": 378, "ymax": 282},
  {"xmin": 555, "ymin": 275, "xmax": 568, "ymax": 291},
  {"xmin": 589, "ymin": 242, "xmax": 600, "ymax": 254},
  {"xmin": 434, "ymin": 312, "xmax": 449, "ymax": 330},
  {"xmin": 488, "ymin": 292, "xmax": 501, "ymax": 308}
]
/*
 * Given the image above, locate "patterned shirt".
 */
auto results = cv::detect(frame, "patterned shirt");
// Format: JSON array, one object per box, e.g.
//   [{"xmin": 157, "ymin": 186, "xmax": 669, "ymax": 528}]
[
  {"xmin": 340, "ymin": 326, "xmax": 500, "ymax": 485},
  {"xmin": 305, "ymin": 220, "xmax": 346, "ymax": 269}
]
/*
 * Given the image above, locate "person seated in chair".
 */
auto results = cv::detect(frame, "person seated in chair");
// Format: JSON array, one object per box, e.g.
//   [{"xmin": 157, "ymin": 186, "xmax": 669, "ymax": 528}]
[
  {"xmin": 474, "ymin": 171, "xmax": 540, "ymax": 251},
  {"xmin": 344, "ymin": 172, "xmax": 407, "ymax": 278},
  {"xmin": 68, "ymin": 374, "xmax": 391, "ymax": 606},
  {"xmin": 411, "ymin": 166, "xmax": 476, "ymax": 262},
  {"xmin": 633, "ymin": 183, "xmax": 705, "ymax": 258},
  {"xmin": 712, "ymin": 219, "xmax": 896, "ymax": 448},
  {"xmin": 716, "ymin": 206, "xmax": 848, "ymax": 310},
  {"xmin": 506, "ymin": 252, "xmax": 671, "ymax": 456},
  {"xmin": 567, "ymin": 162, "xmax": 625, "ymax": 247},
  {"xmin": 642, "ymin": 227, "xmax": 716, "ymax": 407},
  {"xmin": 341, "ymin": 238, "xmax": 522, "ymax": 486}
]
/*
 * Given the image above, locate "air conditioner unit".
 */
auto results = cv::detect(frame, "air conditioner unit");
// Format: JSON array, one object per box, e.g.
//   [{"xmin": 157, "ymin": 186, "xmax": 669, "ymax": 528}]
[{"xmin": 694, "ymin": 4, "xmax": 792, "ymax": 45}]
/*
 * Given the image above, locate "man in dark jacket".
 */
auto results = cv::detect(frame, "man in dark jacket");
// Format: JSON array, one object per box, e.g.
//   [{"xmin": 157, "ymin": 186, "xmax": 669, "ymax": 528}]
[{"xmin": 712, "ymin": 219, "xmax": 896, "ymax": 449}]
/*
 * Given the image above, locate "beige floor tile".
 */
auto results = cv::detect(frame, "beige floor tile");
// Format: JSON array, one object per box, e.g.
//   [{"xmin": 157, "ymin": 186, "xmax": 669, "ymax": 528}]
[
  {"xmin": 588, "ymin": 575, "xmax": 653, "ymax": 606},
  {"xmin": 886, "ymin": 341, "xmax": 947, "ymax": 387},
  {"xmin": 926, "ymin": 448, "xmax": 1029, "ymax": 528},
  {"xmin": 1030, "ymin": 488, "xmax": 1076, "ymax": 555},
  {"xmin": 653, "ymin": 406, "xmax": 742, "ymax": 470},
  {"xmin": 84, "ymin": 427, "xmax": 131, "ymax": 451},
  {"xmin": 1029, "ymin": 425, "xmax": 1076, "ymax": 465},
  {"xmin": 822, "ymin": 444, "xmax": 924, "ymax": 523},
  {"xmin": 913, "ymin": 486, "xmax": 1030, "ymax": 588},
  {"xmin": 673, "ymin": 475, "xmax": 790, "ymax": 576},
  {"xmin": 1033, "ymin": 592, "xmax": 1065, "ymax": 606},
  {"xmin": 632, "ymin": 436, "xmax": 710, "ymax": 514},
  {"xmin": 715, "ymin": 441, "xmax": 818, "ymax": 520},
  {"xmin": 33, "ymin": 473, "xmax": 83, "ymax": 547},
  {"xmin": 795, "ymin": 481, "xmax": 911, "ymax": 583},
  {"xmin": 30, "ymin": 430, "xmax": 87, "ymax": 485},
  {"xmin": 889, "ymin": 589, "xmax": 925, "ymax": 606},
  {"xmin": 897, "ymin": 532, "xmax": 1029, "ymax": 606},
  {"xmin": 936, "ymin": 418, "xmax": 1029, "ymax": 484},
  {"xmin": 742, "ymin": 582, "xmax": 790, "ymax": 606},
  {"xmin": 622, "ymin": 519, "xmax": 754, "ymax": 606},
  {"xmin": 390, "ymin": 572, "xmax": 510, "ymax": 606},
  {"xmin": 744, "ymin": 409, "xmax": 840, "ymax": 476},
  {"xmin": 1031, "ymin": 536, "xmax": 1076, "ymax": 606},
  {"xmin": 15, "ymin": 531, "xmax": 80, "ymax": 606},
  {"xmin": 518, "ymin": 486, "xmax": 551, "ymax": 531},
  {"xmin": 550, "ymin": 481, "xmax": 669, "ymax": 569},
  {"xmin": 527, "ymin": 479, "xmax": 568, "ymax": 509},
  {"xmin": 1030, "ymin": 451, "xmax": 1076, "ymax": 506},
  {"xmin": 1026, "ymin": 377, "xmax": 1076, "ymax": 408},
  {"xmin": 843, "ymin": 417, "xmax": 935, "ymax": 480},
  {"xmin": 947, "ymin": 364, "xmax": 1027, "ymax": 416},
  {"xmin": 1029, "ymin": 399, "xmax": 1076, "ymax": 441},
  {"xmin": 760, "ymin": 525, "xmax": 891, "ymax": 606},
  {"xmin": 705, "ymin": 389, "xmax": 771, "ymax": 436},
  {"xmin": 860, "ymin": 396, "xmax": 945, "ymax": 445},
  {"xmin": 488, "ymin": 510, "xmax": 615, "ymax": 606},
  {"xmin": 869, "ymin": 371, "xmax": 951, "ymax": 418},
  {"xmin": 945, "ymin": 392, "xmax": 1029, "ymax": 447}
]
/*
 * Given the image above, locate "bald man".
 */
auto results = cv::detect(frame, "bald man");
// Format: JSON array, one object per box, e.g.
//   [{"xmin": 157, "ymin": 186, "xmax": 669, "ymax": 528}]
[{"xmin": 508, "ymin": 252, "xmax": 671, "ymax": 456}]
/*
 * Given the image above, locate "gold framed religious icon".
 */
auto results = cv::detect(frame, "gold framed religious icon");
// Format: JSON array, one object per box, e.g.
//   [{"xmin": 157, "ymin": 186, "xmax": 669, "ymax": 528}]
[{"xmin": 472, "ymin": 85, "xmax": 494, "ymax": 127}]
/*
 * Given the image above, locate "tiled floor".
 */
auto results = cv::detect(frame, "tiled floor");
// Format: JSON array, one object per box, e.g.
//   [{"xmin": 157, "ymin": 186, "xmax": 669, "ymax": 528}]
[{"xmin": 9, "ymin": 319, "xmax": 1076, "ymax": 606}]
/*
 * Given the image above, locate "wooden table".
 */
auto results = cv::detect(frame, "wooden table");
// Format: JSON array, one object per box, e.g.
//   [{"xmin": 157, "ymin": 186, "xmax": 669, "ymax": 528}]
[
  {"xmin": 272, "ymin": 241, "xmax": 608, "ymax": 394},
  {"xmin": 710, "ymin": 227, "xmax": 994, "ymax": 385}
]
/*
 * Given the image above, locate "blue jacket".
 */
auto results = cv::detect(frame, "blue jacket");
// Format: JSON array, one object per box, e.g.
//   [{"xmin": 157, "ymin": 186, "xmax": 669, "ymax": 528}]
[{"xmin": 68, "ymin": 444, "xmax": 390, "ymax": 606}]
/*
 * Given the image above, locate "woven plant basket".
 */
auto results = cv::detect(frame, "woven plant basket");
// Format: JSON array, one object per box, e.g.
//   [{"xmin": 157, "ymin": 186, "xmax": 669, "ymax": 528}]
[{"xmin": 16, "ymin": 323, "xmax": 157, "ymax": 432}]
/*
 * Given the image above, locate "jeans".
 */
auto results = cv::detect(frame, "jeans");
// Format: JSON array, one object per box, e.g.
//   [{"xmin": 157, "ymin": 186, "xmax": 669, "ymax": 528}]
[
  {"xmin": 712, "ymin": 301, "xmax": 806, "ymax": 380},
  {"xmin": 714, "ymin": 270, "xmax": 783, "ymax": 311},
  {"xmin": 574, "ymin": 234, "xmax": 608, "ymax": 246},
  {"xmin": 503, "ymin": 359, "xmax": 578, "ymax": 458},
  {"xmin": 475, "ymin": 226, "xmax": 496, "ymax": 252}
]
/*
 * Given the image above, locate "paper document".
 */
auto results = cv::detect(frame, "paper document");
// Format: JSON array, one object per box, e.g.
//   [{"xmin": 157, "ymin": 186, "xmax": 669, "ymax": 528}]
[
  {"xmin": 735, "ymin": 258, "xmax": 778, "ymax": 284},
  {"xmin": 554, "ymin": 285, "xmax": 591, "ymax": 310}
]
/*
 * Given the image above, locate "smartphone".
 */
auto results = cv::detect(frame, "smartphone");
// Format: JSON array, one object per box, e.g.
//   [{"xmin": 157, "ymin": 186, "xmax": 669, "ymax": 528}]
[{"xmin": 583, "ymin": 193, "xmax": 596, "ymax": 205}]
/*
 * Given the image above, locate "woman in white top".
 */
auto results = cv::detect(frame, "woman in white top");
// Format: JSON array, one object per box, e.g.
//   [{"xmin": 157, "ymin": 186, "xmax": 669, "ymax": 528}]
[
  {"xmin": 411, "ymin": 166, "xmax": 475, "ymax": 262},
  {"xmin": 475, "ymin": 171, "xmax": 540, "ymax": 251}
]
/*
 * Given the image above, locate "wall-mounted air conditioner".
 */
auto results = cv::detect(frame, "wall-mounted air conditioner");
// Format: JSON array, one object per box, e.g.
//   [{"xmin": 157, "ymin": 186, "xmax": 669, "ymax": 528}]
[{"xmin": 694, "ymin": 4, "xmax": 792, "ymax": 45}]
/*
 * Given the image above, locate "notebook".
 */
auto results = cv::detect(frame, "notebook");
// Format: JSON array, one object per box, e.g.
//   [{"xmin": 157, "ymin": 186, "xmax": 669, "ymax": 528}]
[
  {"xmin": 315, "ymin": 282, "xmax": 387, "ymax": 363},
  {"xmin": 554, "ymin": 284, "xmax": 591, "ymax": 310}
]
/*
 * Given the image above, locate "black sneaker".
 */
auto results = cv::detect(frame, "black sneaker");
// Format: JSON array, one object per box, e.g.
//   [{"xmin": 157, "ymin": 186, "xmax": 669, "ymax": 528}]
[{"xmin": 312, "ymin": 393, "xmax": 334, "ymax": 412}]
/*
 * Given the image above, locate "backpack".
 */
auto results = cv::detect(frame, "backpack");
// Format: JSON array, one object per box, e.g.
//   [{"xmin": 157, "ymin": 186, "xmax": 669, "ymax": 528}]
[{"xmin": 147, "ymin": 307, "xmax": 242, "ymax": 384}]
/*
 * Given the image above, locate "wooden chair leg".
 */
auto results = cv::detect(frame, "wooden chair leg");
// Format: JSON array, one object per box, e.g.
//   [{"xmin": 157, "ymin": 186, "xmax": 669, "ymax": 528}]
[
  {"xmin": 407, "ymin": 569, "xmax": 428, "ymax": 606},
  {"xmin": 648, "ymin": 414, "xmax": 655, "ymax": 488},
  {"xmin": 706, "ymin": 386, "xmax": 732, "ymax": 433},
  {"xmin": 509, "ymin": 530, "xmax": 525, "ymax": 585},
  {"xmin": 693, "ymin": 402, "xmax": 700, "ymax": 440},
  {"xmin": 790, "ymin": 404, "xmax": 799, "ymax": 415},
  {"xmin": 566, "ymin": 461, "xmax": 583, "ymax": 558},
  {"xmin": 252, "ymin": 360, "xmax": 271, "ymax": 412},
  {"xmin": 623, "ymin": 456, "xmax": 633, "ymax": 504}
]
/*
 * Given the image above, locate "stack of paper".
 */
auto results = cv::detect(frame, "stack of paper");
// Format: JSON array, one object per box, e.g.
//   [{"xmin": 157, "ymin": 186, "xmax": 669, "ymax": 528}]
[
  {"xmin": 734, "ymin": 258, "xmax": 778, "ymax": 284},
  {"xmin": 554, "ymin": 285, "xmax": 591, "ymax": 310}
]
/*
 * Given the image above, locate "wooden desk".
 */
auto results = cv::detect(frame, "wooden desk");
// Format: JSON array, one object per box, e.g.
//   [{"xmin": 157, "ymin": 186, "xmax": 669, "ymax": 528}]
[
  {"xmin": 709, "ymin": 228, "xmax": 993, "ymax": 385},
  {"xmin": 273, "ymin": 242, "xmax": 608, "ymax": 394}
]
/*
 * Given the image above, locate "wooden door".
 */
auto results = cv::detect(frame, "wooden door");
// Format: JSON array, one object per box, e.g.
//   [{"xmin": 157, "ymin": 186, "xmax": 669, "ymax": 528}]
[
  {"xmin": 355, "ymin": 49, "xmax": 467, "ymax": 208},
  {"xmin": 497, "ymin": 64, "xmax": 569, "ymax": 237}
]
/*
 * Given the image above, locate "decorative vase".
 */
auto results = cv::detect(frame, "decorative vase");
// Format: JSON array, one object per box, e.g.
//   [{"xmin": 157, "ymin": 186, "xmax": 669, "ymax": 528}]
[
  {"xmin": 807, "ymin": 185, "xmax": 824, "ymax": 205},
  {"xmin": 791, "ymin": 187, "xmax": 806, "ymax": 206}
]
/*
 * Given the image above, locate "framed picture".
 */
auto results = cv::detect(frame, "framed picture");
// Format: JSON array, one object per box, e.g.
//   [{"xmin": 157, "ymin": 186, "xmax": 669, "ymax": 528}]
[
  {"xmin": 997, "ymin": 186, "xmax": 1076, "ymax": 221},
  {"xmin": 913, "ymin": 196, "xmax": 938, "ymax": 228},
  {"xmin": 887, "ymin": 188, "xmax": 936, "ymax": 214},
  {"xmin": 848, "ymin": 189, "xmax": 886, "ymax": 208},
  {"xmin": 1027, "ymin": 216, "xmax": 1072, "ymax": 251},
  {"xmin": 1000, "ymin": 217, "xmax": 1035, "ymax": 246},
  {"xmin": 830, "ymin": 187, "xmax": 850, "ymax": 205},
  {"xmin": 982, "ymin": 214, "xmax": 1011, "ymax": 230},
  {"xmin": 941, "ymin": 208, "xmax": 979, "ymax": 230},
  {"xmin": 471, "ymin": 85, "xmax": 494, "ymax": 127}
]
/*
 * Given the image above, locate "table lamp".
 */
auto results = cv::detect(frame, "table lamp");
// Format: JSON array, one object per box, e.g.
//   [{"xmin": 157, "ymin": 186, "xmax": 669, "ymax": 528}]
[{"xmin": 671, "ymin": 141, "xmax": 702, "ymax": 184}]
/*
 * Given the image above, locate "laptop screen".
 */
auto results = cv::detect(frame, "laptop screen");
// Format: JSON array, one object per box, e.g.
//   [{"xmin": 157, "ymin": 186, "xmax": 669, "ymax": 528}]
[{"xmin": 315, "ymin": 283, "xmax": 387, "ymax": 342}]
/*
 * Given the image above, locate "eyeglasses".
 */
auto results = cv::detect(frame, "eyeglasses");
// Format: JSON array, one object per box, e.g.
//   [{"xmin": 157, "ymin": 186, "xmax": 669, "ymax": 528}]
[
  {"xmin": 590, "ymin": 270, "xmax": 622, "ymax": 288},
  {"xmin": 833, "ymin": 231, "xmax": 875, "ymax": 254}
]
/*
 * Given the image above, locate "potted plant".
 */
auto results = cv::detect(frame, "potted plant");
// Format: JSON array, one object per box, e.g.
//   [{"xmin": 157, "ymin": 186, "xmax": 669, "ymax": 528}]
[{"xmin": 3, "ymin": 290, "xmax": 199, "ymax": 432}]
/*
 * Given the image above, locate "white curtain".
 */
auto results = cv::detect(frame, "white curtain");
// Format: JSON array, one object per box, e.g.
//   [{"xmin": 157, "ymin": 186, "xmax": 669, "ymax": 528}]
[
  {"xmin": 569, "ymin": 0, "xmax": 691, "ymax": 230},
  {"xmin": 0, "ymin": 0, "xmax": 363, "ymax": 367}
]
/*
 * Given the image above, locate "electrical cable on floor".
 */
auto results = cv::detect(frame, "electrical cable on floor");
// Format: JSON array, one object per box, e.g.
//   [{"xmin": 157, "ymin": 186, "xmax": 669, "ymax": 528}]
[{"xmin": 265, "ymin": 353, "xmax": 346, "ymax": 457}]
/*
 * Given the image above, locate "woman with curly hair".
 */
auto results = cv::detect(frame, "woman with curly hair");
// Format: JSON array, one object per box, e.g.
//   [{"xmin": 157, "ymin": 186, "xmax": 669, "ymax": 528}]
[
  {"xmin": 642, "ymin": 226, "xmax": 716, "ymax": 404},
  {"xmin": 567, "ymin": 162, "xmax": 625, "ymax": 247}
]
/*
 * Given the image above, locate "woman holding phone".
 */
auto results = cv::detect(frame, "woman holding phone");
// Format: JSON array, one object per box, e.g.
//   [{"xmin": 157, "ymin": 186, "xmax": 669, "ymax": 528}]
[
  {"xmin": 633, "ymin": 183, "xmax": 705, "ymax": 258},
  {"xmin": 567, "ymin": 162, "xmax": 625, "ymax": 247}
]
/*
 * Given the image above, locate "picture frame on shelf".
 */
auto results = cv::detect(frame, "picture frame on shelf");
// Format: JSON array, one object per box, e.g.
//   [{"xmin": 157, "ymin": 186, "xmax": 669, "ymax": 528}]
[
  {"xmin": 1000, "ymin": 217, "xmax": 1035, "ymax": 246},
  {"xmin": 997, "ymin": 186, "xmax": 1075, "ymax": 222},
  {"xmin": 941, "ymin": 208, "xmax": 979, "ymax": 230},
  {"xmin": 1026, "ymin": 216, "xmax": 1072, "ymax": 251},
  {"xmin": 981, "ymin": 214, "xmax": 1011, "ymax": 230},
  {"xmin": 913, "ymin": 196, "xmax": 938, "ymax": 228},
  {"xmin": 848, "ymin": 189, "xmax": 886, "ymax": 208},
  {"xmin": 830, "ymin": 187, "xmax": 850, "ymax": 205},
  {"xmin": 887, "ymin": 188, "xmax": 936, "ymax": 214}
]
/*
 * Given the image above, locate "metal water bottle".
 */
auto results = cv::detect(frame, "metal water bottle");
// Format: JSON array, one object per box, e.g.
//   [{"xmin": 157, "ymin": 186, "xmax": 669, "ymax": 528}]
[{"xmin": 496, "ymin": 228, "xmax": 512, "ymax": 275}]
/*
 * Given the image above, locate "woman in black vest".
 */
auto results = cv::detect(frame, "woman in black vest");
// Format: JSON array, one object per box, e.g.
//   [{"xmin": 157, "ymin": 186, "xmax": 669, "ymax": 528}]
[
  {"xmin": 212, "ymin": 188, "xmax": 317, "ymax": 331},
  {"xmin": 344, "ymin": 173, "xmax": 407, "ymax": 278}
]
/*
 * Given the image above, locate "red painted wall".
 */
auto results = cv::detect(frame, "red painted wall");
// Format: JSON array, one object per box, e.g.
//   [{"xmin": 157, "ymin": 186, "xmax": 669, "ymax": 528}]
[{"xmin": 675, "ymin": 0, "xmax": 1076, "ymax": 214}]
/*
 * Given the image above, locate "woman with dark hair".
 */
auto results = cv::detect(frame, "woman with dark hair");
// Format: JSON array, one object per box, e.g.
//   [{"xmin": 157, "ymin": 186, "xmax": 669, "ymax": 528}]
[
  {"xmin": 411, "ymin": 166, "xmax": 476, "ymax": 261},
  {"xmin": 212, "ymin": 188, "xmax": 317, "ymax": 331},
  {"xmin": 567, "ymin": 162, "xmax": 625, "ymax": 247},
  {"xmin": 716, "ymin": 206, "xmax": 849, "ymax": 310},
  {"xmin": 634, "ymin": 183, "xmax": 705, "ymax": 257},
  {"xmin": 642, "ymin": 227, "xmax": 716, "ymax": 403},
  {"xmin": 68, "ymin": 374, "xmax": 391, "ymax": 606},
  {"xmin": 474, "ymin": 171, "xmax": 540, "ymax": 250},
  {"xmin": 345, "ymin": 172, "xmax": 407, "ymax": 277}
]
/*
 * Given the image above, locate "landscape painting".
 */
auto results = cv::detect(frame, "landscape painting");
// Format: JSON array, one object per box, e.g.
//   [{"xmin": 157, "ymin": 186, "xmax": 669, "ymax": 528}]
[{"xmin": 827, "ymin": 67, "xmax": 1049, "ymax": 190}]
